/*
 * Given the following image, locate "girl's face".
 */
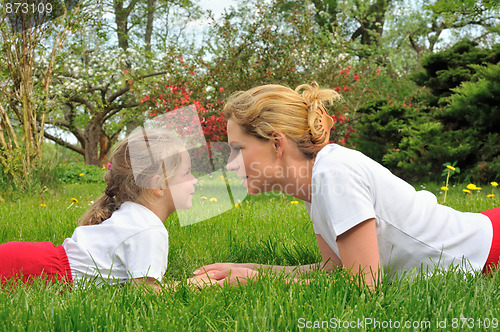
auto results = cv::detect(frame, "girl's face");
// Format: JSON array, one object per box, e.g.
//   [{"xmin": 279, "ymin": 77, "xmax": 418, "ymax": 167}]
[
  {"xmin": 226, "ymin": 119, "xmax": 278, "ymax": 195},
  {"xmin": 168, "ymin": 149, "xmax": 197, "ymax": 210}
]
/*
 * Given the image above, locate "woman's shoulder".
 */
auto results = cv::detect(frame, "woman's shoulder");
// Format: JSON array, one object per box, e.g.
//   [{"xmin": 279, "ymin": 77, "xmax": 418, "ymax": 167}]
[{"xmin": 316, "ymin": 144, "xmax": 376, "ymax": 169}]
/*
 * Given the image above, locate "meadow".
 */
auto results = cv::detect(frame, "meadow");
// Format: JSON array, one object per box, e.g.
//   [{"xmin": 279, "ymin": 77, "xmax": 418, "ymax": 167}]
[{"xmin": 0, "ymin": 177, "xmax": 499, "ymax": 331}]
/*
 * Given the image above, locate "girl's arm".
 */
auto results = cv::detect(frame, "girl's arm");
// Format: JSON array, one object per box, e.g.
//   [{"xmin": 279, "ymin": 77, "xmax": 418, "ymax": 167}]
[
  {"xmin": 336, "ymin": 218, "xmax": 380, "ymax": 287},
  {"xmin": 132, "ymin": 274, "xmax": 216, "ymax": 292}
]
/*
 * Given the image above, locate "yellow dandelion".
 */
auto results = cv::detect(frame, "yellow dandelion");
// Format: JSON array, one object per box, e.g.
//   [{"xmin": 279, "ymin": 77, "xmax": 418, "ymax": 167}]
[
  {"xmin": 446, "ymin": 165, "xmax": 456, "ymax": 171},
  {"xmin": 71, "ymin": 198, "xmax": 78, "ymax": 203},
  {"xmin": 40, "ymin": 203, "xmax": 47, "ymax": 208},
  {"xmin": 492, "ymin": 182, "xmax": 498, "ymax": 187},
  {"xmin": 235, "ymin": 204, "xmax": 240, "ymax": 208},
  {"xmin": 201, "ymin": 196, "xmax": 208, "ymax": 200},
  {"xmin": 463, "ymin": 189, "xmax": 471, "ymax": 194},
  {"xmin": 441, "ymin": 187, "xmax": 449, "ymax": 191},
  {"xmin": 209, "ymin": 197, "xmax": 218, "ymax": 202},
  {"xmin": 102, "ymin": 166, "xmax": 106, "ymax": 170},
  {"xmin": 79, "ymin": 173, "xmax": 84, "ymax": 177},
  {"xmin": 290, "ymin": 200, "xmax": 299, "ymax": 204},
  {"xmin": 487, "ymin": 194, "xmax": 495, "ymax": 198},
  {"xmin": 466, "ymin": 184, "xmax": 477, "ymax": 190},
  {"xmin": 476, "ymin": 187, "xmax": 482, "ymax": 191}
]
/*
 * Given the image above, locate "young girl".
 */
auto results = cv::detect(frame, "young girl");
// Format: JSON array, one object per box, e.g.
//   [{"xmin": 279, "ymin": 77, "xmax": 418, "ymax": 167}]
[
  {"xmin": 0, "ymin": 128, "xmax": 202, "ymax": 289},
  {"xmin": 193, "ymin": 83, "xmax": 500, "ymax": 287}
]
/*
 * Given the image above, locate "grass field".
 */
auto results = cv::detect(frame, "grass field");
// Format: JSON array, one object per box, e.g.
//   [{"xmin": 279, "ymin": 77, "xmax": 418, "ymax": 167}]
[{"xmin": 0, "ymin": 180, "xmax": 499, "ymax": 331}]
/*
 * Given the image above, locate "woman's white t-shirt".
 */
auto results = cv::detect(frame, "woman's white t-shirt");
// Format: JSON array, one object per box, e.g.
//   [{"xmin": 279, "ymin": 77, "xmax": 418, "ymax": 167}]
[
  {"xmin": 304, "ymin": 144, "xmax": 493, "ymax": 277},
  {"xmin": 63, "ymin": 202, "xmax": 169, "ymax": 285}
]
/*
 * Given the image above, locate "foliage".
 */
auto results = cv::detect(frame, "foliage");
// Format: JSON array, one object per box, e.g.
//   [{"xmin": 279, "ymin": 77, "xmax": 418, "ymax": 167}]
[
  {"xmin": 180, "ymin": 0, "xmax": 420, "ymax": 147},
  {"xmin": 352, "ymin": 100, "xmax": 476, "ymax": 182},
  {"xmin": 411, "ymin": 40, "xmax": 500, "ymax": 106},
  {"xmin": 142, "ymin": 84, "xmax": 228, "ymax": 172},
  {"xmin": 53, "ymin": 163, "xmax": 106, "ymax": 185},
  {"xmin": 0, "ymin": 0, "xmax": 92, "ymax": 187},
  {"xmin": 442, "ymin": 62, "xmax": 500, "ymax": 182},
  {"xmin": 38, "ymin": 39, "xmax": 170, "ymax": 166}
]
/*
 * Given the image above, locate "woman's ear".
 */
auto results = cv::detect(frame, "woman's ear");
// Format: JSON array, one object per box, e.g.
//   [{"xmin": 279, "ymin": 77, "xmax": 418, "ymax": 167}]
[{"xmin": 271, "ymin": 131, "xmax": 286, "ymax": 158}]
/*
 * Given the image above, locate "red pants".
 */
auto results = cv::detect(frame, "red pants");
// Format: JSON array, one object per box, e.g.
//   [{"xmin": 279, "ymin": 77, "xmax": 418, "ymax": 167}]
[
  {"xmin": 482, "ymin": 207, "xmax": 500, "ymax": 274},
  {"xmin": 0, "ymin": 241, "xmax": 73, "ymax": 286}
]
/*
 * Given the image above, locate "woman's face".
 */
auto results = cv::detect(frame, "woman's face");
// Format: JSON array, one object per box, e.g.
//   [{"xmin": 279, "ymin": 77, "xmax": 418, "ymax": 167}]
[{"xmin": 226, "ymin": 119, "xmax": 278, "ymax": 195}]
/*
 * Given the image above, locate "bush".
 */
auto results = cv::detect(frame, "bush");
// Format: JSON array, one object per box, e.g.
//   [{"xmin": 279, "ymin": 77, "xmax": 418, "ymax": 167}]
[
  {"xmin": 411, "ymin": 40, "xmax": 500, "ymax": 106},
  {"xmin": 352, "ymin": 100, "xmax": 477, "ymax": 182},
  {"xmin": 442, "ymin": 63, "xmax": 500, "ymax": 182},
  {"xmin": 53, "ymin": 163, "xmax": 106, "ymax": 185}
]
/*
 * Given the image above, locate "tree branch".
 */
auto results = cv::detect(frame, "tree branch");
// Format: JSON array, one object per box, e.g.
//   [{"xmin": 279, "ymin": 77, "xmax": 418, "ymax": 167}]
[
  {"xmin": 43, "ymin": 131, "xmax": 84, "ymax": 155},
  {"xmin": 106, "ymin": 71, "xmax": 167, "ymax": 104},
  {"xmin": 67, "ymin": 95, "xmax": 95, "ymax": 111}
]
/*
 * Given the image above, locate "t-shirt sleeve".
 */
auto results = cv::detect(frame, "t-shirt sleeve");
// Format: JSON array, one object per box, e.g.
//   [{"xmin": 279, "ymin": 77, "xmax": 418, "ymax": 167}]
[
  {"xmin": 314, "ymin": 165, "xmax": 376, "ymax": 239},
  {"xmin": 118, "ymin": 227, "xmax": 169, "ymax": 281}
]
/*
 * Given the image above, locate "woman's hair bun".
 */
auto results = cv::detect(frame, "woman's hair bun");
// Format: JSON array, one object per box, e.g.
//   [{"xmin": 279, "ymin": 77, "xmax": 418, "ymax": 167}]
[{"xmin": 295, "ymin": 82, "xmax": 340, "ymax": 146}]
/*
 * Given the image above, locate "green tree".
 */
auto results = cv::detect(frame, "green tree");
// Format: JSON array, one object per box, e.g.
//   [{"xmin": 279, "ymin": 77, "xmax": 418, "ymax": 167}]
[
  {"xmin": 40, "ymin": 0, "xmax": 202, "ymax": 166},
  {"xmin": 0, "ymin": 0, "xmax": 90, "ymax": 187},
  {"xmin": 411, "ymin": 40, "xmax": 500, "ymax": 106},
  {"xmin": 443, "ymin": 62, "xmax": 500, "ymax": 181},
  {"xmin": 353, "ymin": 100, "xmax": 476, "ymax": 182}
]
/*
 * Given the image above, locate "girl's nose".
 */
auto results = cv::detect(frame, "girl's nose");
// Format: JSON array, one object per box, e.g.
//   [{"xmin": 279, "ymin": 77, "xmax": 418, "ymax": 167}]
[{"xmin": 226, "ymin": 157, "xmax": 238, "ymax": 172}]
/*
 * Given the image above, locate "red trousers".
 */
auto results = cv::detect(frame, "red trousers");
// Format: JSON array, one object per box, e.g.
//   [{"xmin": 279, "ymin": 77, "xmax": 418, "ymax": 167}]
[
  {"xmin": 482, "ymin": 206, "xmax": 500, "ymax": 274},
  {"xmin": 0, "ymin": 241, "xmax": 73, "ymax": 286}
]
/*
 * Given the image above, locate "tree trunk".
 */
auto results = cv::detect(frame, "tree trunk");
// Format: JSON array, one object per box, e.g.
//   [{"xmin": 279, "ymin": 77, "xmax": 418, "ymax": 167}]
[
  {"xmin": 351, "ymin": 0, "xmax": 391, "ymax": 46},
  {"xmin": 114, "ymin": 0, "xmax": 139, "ymax": 51},
  {"xmin": 145, "ymin": 0, "xmax": 156, "ymax": 53},
  {"xmin": 84, "ymin": 120, "xmax": 103, "ymax": 165}
]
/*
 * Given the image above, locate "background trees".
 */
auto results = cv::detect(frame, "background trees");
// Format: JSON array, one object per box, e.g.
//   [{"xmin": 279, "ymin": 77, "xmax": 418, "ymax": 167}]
[
  {"xmin": 0, "ymin": 0, "xmax": 499, "ymax": 190},
  {"xmin": 0, "ymin": 0, "xmax": 90, "ymax": 187}
]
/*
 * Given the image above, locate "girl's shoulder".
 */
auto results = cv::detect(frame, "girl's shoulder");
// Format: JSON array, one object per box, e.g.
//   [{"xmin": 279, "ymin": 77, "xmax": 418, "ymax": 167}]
[{"xmin": 104, "ymin": 201, "xmax": 163, "ymax": 228}]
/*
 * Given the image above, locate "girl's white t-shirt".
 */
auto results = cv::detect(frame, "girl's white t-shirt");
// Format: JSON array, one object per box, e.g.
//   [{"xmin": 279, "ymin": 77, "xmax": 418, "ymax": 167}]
[
  {"xmin": 304, "ymin": 144, "xmax": 493, "ymax": 277},
  {"xmin": 63, "ymin": 202, "xmax": 169, "ymax": 285}
]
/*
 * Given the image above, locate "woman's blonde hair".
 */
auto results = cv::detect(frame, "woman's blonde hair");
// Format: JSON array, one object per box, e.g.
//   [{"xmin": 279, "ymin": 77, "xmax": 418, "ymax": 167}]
[
  {"xmin": 223, "ymin": 82, "xmax": 340, "ymax": 159},
  {"xmin": 78, "ymin": 128, "xmax": 185, "ymax": 226}
]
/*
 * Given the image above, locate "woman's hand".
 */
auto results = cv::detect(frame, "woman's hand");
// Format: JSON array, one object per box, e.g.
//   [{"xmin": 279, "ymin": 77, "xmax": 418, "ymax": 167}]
[
  {"xmin": 193, "ymin": 264, "xmax": 259, "ymax": 286},
  {"xmin": 193, "ymin": 262, "xmax": 255, "ymax": 276}
]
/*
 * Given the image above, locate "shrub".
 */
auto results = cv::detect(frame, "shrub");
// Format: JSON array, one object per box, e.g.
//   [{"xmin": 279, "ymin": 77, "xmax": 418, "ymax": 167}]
[
  {"xmin": 411, "ymin": 40, "xmax": 500, "ymax": 106},
  {"xmin": 353, "ymin": 100, "xmax": 476, "ymax": 182},
  {"xmin": 442, "ymin": 63, "xmax": 500, "ymax": 182}
]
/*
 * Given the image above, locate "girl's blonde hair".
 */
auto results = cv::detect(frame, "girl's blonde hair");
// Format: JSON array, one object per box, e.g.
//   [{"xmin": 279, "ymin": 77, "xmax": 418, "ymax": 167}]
[
  {"xmin": 223, "ymin": 83, "xmax": 340, "ymax": 159},
  {"xmin": 79, "ymin": 128, "xmax": 185, "ymax": 226}
]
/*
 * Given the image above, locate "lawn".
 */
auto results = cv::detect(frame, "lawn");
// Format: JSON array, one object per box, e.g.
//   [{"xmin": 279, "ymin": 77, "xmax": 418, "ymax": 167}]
[{"xmin": 0, "ymin": 180, "xmax": 499, "ymax": 331}]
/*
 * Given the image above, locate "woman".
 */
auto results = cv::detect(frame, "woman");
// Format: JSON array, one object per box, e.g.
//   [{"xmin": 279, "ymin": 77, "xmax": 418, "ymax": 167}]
[{"xmin": 193, "ymin": 83, "xmax": 500, "ymax": 287}]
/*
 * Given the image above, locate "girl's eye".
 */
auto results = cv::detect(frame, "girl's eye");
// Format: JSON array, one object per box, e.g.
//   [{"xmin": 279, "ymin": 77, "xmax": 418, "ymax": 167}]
[{"xmin": 232, "ymin": 146, "xmax": 241, "ymax": 152}]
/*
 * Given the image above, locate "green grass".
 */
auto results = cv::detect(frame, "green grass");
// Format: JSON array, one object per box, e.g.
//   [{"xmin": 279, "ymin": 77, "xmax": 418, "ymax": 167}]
[{"xmin": 0, "ymin": 181, "xmax": 499, "ymax": 331}]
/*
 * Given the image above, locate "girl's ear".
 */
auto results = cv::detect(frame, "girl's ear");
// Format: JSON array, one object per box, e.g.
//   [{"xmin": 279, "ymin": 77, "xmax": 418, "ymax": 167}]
[
  {"xmin": 271, "ymin": 131, "xmax": 286, "ymax": 158},
  {"xmin": 153, "ymin": 188, "xmax": 164, "ymax": 197},
  {"xmin": 151, "ymin": 174, "xmax": 167, "ymax": 191}
]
